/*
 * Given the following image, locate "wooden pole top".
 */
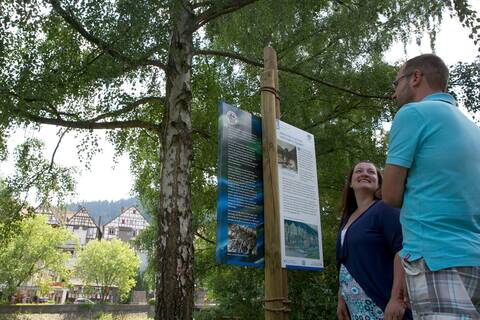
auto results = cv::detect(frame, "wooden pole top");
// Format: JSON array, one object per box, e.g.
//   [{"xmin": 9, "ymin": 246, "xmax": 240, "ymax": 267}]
[{"xmin": 264, "ymin": 47, "xmax": 278, "ymax": 71}]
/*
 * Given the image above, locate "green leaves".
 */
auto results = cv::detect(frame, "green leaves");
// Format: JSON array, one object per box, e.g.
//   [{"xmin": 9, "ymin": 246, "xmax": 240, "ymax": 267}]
[
  {"xmin": 7, "ymin": 137, "xmax": 76, "ymax": 205},
  {"xmin": 450, "ymin": 56, "xmax": 480, "ymax": 119},
  {"xmin": 76, "ymin": 239, "xmax": 140, "ymax": 301},
  {"xmin": 0, "ymin": 214, "xmax": 74, "ymax": 301},
  {"xmin": 205, "ymin": 266, "xmax": 264, "ymax": 320},
  {"xmin": 0, "ymin": 180, "xmax": 25, "ymax": 249}
]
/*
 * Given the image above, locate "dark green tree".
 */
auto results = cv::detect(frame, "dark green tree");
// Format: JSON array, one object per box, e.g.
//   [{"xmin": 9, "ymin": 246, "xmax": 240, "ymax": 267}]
[
  {"xmin": 1, "ymin": 1, "xmax": 478, "ymax": 319},
  {"xmin": 450, "ymin": 55, "xmax": 480, "ymax": 118}
]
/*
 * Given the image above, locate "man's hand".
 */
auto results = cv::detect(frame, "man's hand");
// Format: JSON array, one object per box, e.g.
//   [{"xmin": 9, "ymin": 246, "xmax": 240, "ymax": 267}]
[
  {"xmin": 384, "ymin": 297, "xmax": 406, "ymax": 320},
  {"xmin": 336, "ymin": 295, "xmax": 350, "ymax": 320}
]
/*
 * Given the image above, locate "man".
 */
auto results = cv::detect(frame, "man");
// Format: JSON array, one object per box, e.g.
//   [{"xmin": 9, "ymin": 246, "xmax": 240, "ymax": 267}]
[{"xmin": 383, "ymin": 54, "xmax": 480, "ymax": 319}]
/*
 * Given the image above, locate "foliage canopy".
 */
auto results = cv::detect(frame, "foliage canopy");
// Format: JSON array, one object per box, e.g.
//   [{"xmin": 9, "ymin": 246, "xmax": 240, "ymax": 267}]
[
  {"xmin": 0, "ymin": 215, "xmax": 74, "ymax": 301},
  {"xmin": 0, "ymin": 0, "xmax": 479, "ymax": 318},
  {"xmin": 76, "ymin": 239, "xmax": 140, "ymax": 302}
]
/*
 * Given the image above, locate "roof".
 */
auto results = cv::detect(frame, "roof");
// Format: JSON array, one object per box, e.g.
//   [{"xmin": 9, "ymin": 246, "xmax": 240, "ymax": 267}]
[
  {"xmin": 102, "ymin": 206, "xmax": 151, "ymax": 227},
  {"xmin": 35, "ymin": 206, "xmax": 76, "ymax": 225},
  {"xmin": 66, "ymin": 207, "xmax": 99, "ymax": 228}
]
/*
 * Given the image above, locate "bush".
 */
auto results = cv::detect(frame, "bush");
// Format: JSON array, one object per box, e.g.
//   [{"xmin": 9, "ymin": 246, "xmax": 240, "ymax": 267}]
[
  {"xmin": 96, "ymin": 313, "xmax": 114, "ymax": 320},
  {"xmin": 148, "ymin": 298, "xmax": 155, "ymax": 305},
  {"xmin": 0, "ymin": 314, "xmax": 28, "ymax": 320},
  {"xmin": 193, "ymin": 308, "xmax": 225, "ymax": 320}
]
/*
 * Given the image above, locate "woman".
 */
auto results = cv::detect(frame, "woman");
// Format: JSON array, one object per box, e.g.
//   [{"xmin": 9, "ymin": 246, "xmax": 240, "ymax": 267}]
[{"xmin": 336, "ymin": 161, "xmax": 412, "ymax": 320}]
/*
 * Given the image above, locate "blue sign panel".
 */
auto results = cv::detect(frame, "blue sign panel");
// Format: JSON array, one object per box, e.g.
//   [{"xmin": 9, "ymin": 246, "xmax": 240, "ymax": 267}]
[{"xmin": 216, "ymin": 101, "xmax": 264, "ymax": 267}]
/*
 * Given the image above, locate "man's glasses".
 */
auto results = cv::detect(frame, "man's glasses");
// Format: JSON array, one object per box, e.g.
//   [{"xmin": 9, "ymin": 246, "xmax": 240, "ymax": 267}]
[{"xmin": 391, "ymin": 72, "xmax": 413, "ymax": 90}]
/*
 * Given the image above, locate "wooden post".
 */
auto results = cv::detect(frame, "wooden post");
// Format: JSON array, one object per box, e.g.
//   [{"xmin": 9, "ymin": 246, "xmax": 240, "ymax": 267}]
[{"xmin": 261, "ymin": 47, "xmax": 288, "ymax": 320}]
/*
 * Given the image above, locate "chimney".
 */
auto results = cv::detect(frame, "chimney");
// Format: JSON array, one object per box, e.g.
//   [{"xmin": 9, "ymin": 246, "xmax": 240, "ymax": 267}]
[{"xmin": 97, "ymin": 216, "xmax": 103, "ymax": 240}]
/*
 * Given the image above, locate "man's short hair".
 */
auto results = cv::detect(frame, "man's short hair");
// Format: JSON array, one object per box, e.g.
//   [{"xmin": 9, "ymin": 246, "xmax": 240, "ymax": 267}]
[{"xmin": 404, "ymin": 54, "xmax": 449, "ymax": 91}]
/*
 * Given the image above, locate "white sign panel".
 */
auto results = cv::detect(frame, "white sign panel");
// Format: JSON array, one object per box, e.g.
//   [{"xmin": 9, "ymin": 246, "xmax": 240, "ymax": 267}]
[{"xmin": 277, "ymin": 120, "xmax": 323, "ymax": 270}]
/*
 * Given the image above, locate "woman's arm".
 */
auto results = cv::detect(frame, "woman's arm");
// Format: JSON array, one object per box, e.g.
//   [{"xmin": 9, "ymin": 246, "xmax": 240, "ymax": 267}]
[{"xmin": 337, "ymin": 289, "xmax": 350, "ymax": 320}]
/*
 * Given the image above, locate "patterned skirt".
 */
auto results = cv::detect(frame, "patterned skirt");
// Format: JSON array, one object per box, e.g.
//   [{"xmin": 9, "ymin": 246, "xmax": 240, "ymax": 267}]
[{"xmin": 339, "ymin": 264, "xmax": 384, "ymax": 320}]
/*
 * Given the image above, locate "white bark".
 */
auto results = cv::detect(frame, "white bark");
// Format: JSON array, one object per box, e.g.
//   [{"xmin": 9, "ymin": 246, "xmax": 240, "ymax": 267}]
[{"xmin": 155, "ymin": 4, "xmax": 195, "ymax": 320}]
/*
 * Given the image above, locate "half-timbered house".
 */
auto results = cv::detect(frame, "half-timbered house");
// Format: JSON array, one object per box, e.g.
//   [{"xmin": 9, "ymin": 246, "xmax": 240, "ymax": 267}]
[
  {"xmin": 66, "ymin": 207, "xmax": 99, "ymax": 246},
  {"xmin": 103, "ymin": 206, "xmax": 149, "ymax": 242}
]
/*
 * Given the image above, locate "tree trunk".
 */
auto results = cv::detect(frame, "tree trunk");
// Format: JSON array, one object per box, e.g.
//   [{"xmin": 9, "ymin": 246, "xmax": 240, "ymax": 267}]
[
  {"xmin": 155, "ymin": 4, "xmax": 194, "ymax": 320},
  {"xmin": 103, "ymin": 286, "xmax": 109, "ymax": 302}
]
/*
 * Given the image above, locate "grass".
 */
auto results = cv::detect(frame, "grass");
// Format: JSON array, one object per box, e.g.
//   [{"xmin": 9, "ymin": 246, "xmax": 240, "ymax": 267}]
[{"xmin": 0, "ymin": 314, "xmax": 153, "ymax": 320}]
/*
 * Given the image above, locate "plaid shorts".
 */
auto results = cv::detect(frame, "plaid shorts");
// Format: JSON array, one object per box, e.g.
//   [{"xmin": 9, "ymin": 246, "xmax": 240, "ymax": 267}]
[{"xmin": 402, "ymin": 258, "xmax": 480, "ymax": 319}]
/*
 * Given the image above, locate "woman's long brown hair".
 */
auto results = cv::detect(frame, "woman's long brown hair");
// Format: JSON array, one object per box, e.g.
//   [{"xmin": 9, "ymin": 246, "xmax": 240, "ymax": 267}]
[{"xmin": 339, "ymin": 161, "xmax": 383, "ymax": 227}]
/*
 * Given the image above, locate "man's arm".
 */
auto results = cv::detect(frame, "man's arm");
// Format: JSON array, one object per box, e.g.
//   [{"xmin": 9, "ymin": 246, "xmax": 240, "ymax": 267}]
[
  {"xmin": 382, "ymin": 164, "xmax": 408, "ymax": 208},
  {"xmin": 384, "ymin": 253, "xmax": 408, "ymax": 320}
]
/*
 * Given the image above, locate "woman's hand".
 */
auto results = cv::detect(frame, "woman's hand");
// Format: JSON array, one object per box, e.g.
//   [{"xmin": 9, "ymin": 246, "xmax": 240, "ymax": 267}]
[
  {"xmin": 384, "ymin": 297, "xmax": 405, "ymax": 320},
  {"xmin": 336, "ymin": 295, "xmax": 350, "ymax": 320}
]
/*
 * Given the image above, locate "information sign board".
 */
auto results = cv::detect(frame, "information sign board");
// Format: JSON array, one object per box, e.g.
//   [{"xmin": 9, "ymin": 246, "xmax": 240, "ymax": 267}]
[
  {"xmin": 216, "ymin": 102, "xmax": 264, "ymax": 267},
  {"xmin": 277, "ymin": 121, "xmax": 324, "ymax": 270}
]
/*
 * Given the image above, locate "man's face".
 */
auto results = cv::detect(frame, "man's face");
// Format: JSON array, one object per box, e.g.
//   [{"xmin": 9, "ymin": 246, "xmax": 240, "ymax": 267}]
[{"xmin": 392, "ymin": 65, "xmax": 415, "ymax": 108}]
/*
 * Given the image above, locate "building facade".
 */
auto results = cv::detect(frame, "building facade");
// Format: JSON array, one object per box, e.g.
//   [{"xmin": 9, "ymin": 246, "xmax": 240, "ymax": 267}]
[
  {"xmin": 66, "ymin": 207, "xmax": 100, "ymax": 246},
  {"xmin": 103, "ymin": 207, "xmax": 149, "ymax": 242},
  {"xmin": 24, "ymin": 206, "xmax": 149, "ymax": 303}
]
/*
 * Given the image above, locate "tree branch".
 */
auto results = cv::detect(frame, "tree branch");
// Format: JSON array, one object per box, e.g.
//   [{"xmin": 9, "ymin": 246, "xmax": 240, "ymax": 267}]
[
  {"xmin": 12, "ymin": 106, "xmax": 160, "ymax": 131},
  {"xmin": 289, "ymin": 37, "xmax": 340, "ymax": 69},
  {"xmin": 303, "ymin": 101, "xmax": 378, "ymax": 130},
  {"xmin": 49, "ymin": 129, "xmax": 70, "ymax": 171},
  {"xmin": 194, "ymin": 0, "xmax": 258, "ymax": 30},
  {"xmin": 333, "ymin": 0, "xmax": 356, "ymax": 11},
  {"xmin": 17, "ymin": 263, "xmax": 38, "ymax": 288},
  {"xmin": 3, "ymin": 89, "xmax": 163, "ymax": 123},
  {"xmin": 72, "ymin": 50, "xmax": 106, "ymax": 81},
  {"xmin": 194, "ymin": 231, "xmax": 215, "ymax": 245},
  {"xmin": 191, "ymin": 128, "xmax": 211, "ymax": 139},
  {"xmin": 277, "ymin": 31, "xmax": 338, "ymax": 60},
  {"xmin": 90, "ymin": 96, "xmax": 166, "ymax": 122},
  {"xmin": 194, "ymin": 49, "xmax": 391, "ymax": 99},
  {"xmin": 0, "ymin": 88, "xmax": 78, "ymax": 118},
  {"xmin": 191, "ymin": 1, "xmax": 215, "ymax": 10},
  {"xmin": 48, "ymin": 0, "xmax": 166, "ymax": 70},
  {"xmin": 195, "ymin": 49, "xmax": 263, "ymax": 67},
  {"xmin": 4, "ymin": 89, "xmax": 163, "ymax": 131}
]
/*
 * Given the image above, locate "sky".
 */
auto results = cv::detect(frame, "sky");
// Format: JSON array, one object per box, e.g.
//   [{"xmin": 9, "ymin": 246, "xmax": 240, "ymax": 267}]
[
  {"xmin": 2, "ymin": 127, "xmax": 132, "ymax": 203},
  {"xmin": 385, "ymin": 15, "xmax": 479, "ymax": 66},
  {"xmin": 1, "ymin": 4, "xmax": 479, "ymax": 203}
]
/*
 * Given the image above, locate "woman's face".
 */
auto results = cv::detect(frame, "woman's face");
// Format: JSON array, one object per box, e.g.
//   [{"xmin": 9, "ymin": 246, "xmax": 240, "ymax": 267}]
[{"xmin": 350, "ymin": 162, "xmax": 379, "ymax": 193}]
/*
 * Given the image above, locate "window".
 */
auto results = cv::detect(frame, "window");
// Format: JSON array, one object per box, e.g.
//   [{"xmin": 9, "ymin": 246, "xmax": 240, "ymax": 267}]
[{"xmin": 109, "ymin": 228, "xmax": 115, "ymax": 235}]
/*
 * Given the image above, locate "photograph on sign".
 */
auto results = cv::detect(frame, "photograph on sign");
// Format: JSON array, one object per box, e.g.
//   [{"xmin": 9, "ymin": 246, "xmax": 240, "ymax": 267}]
[
  {"xmin": 227, "ymin": 224, "xmax": 258, "ymax": 256},
  {"xmin": 216, "ymin": 102, "xmax": 264, "ymax": 267},
  {"xmin": 277, "ymin": 140, "xmax": 298, "ymax": 173},
  {"xmin": 284, "ymin": 219, "xmax": 321, "ymax": 259},
  {"xmin": 277, "ymin": 120, "xmax": 323, "ymax": 270}
]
